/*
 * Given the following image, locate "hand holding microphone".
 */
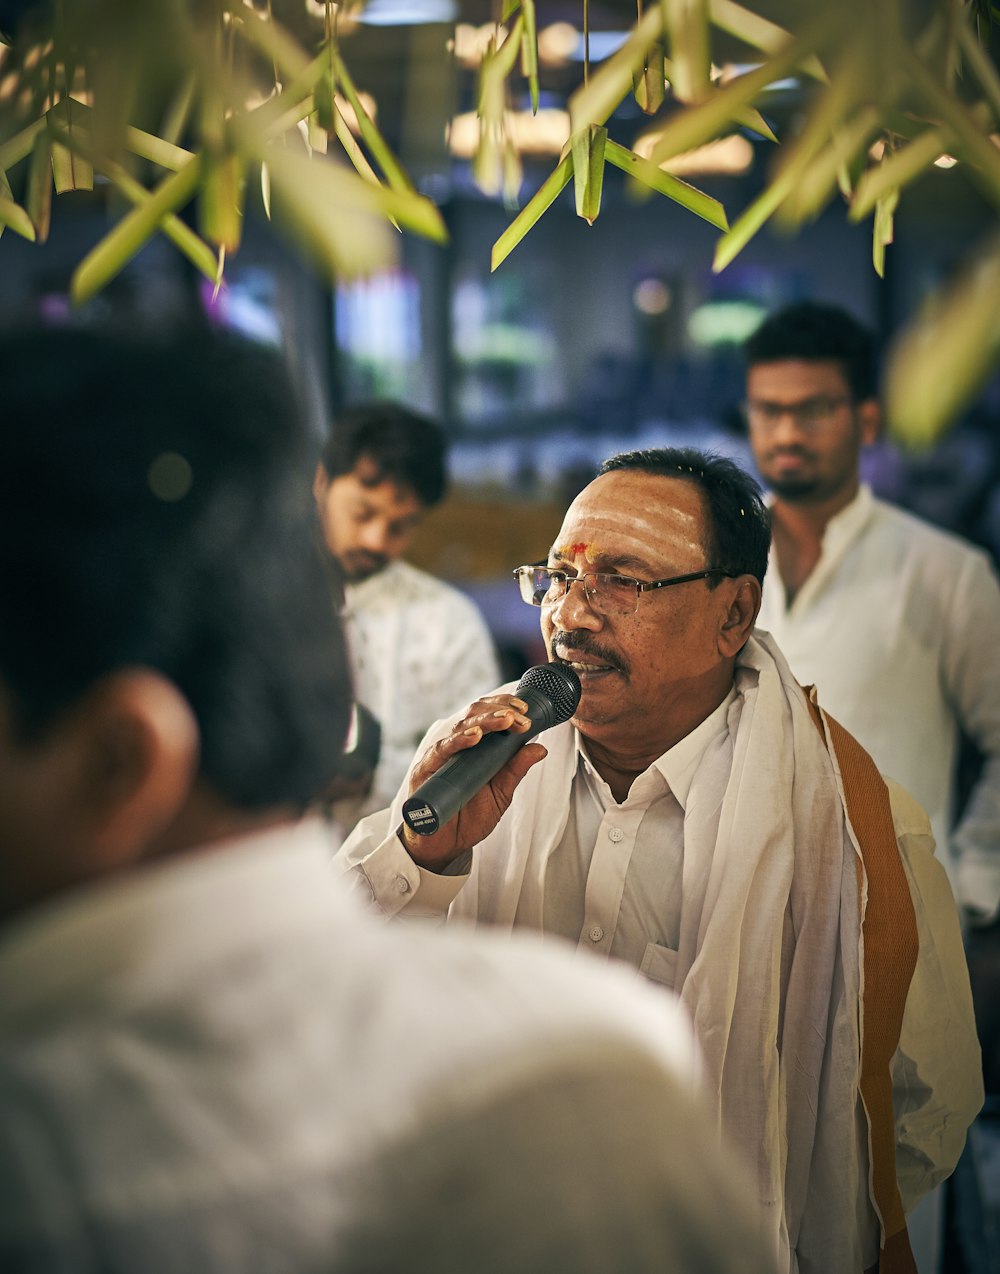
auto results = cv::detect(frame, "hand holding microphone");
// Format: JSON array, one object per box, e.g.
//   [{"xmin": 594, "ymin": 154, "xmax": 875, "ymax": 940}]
[{"xmin": 399, "ymin": 662, "xmax": 581, "ymax": 871}]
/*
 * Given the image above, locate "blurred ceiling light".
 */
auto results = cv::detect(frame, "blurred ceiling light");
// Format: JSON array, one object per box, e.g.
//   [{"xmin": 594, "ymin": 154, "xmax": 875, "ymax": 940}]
[
  {"xmin": 633, "ymin": 277, "xmax": 672, "ymax": 315},
  {"xmin": 358, "ymin": 0, "xmax": 457, "ymax": 25},
  {"xmin": 537, "ymin": 22, "xmax": 579, "ymax": 65},
  {"xmin": 633, "ymin": 131, "xmax": 753, "ymax": 176},
  {"xmin": 718, "ymin": 62, "xmax": 798, "ymax": 92},
  {"xmin": 303, "ymin": 1, "xmax": 360, "ymax": 34},
  {"xmin": 452, "ymin": 23, "xmax": 504, "ymax": 66},
  {"xmin": 448, "ymin": 108, "xmax": 570, "ymax": 158},
  {"xmin": 933, "ymin": 153, "xmax": 958, "ymax": 168}
]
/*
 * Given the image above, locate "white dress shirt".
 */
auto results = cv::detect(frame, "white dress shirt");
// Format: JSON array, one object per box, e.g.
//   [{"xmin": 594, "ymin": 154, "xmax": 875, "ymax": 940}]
[
  {"xmin": 335, "ymin": 558, "xmax": 501, "ymax": 830},
  {"xmin": 757, "ymin": 484, "xmax": 1000, "ymax": 918},
  {"xmin": 0, "ymin": 818, "xmax": 776, "ymax": 1274},
  {"xmin": 337, "ymin": 634, "xmax": 982, "ymax": 1273}
]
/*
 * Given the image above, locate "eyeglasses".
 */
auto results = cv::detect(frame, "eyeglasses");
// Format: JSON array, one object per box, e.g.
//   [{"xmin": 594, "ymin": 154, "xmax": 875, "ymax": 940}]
[
  {"xmin": 513, "ymin": 564, "xmax": 736, "ymax": 617},
  {"xmin": 742, "ymin": 395, "xmax": 851, "ymax": 433}
]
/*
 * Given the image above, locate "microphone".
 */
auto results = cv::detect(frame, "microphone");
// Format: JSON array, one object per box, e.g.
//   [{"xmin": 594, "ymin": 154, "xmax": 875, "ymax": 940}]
[{"xmin": 401, "ymin": 661, "xmax": 582, "ymax": 837}]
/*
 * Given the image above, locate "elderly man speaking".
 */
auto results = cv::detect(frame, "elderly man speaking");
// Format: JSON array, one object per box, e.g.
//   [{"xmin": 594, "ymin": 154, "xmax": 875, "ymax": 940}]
[{"xmin": 338, "ymin": 446, "xmax": 982, "ymax": 1274}]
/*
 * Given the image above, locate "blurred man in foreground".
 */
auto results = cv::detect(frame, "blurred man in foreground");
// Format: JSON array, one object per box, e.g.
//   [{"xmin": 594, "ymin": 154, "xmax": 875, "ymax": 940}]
[
  {"xmin": 339, "ymin": 446, "xmax": 983, "ymax": 1274},
  {"xmin": 0, "ymin": 326, "xmax": 773, "ymax": 1274}
]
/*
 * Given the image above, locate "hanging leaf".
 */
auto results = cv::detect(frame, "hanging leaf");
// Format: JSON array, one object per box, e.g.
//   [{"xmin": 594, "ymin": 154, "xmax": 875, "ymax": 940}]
[
  {"xmin": 521, "ymin": 0, "xmax": 540, "ymax": 115},
  {"xmin": 642, "ymin": 12, "xmax": 840, "ymax": 169},
  {"xmin": 47, "ymin": 100, "xmax": 93, "ymax": 192},
  {"xmin": 666, "ymin": 0, "xmax": 712, "ymax": 105},
  {"xmin": 605, "ymin": 138, "xmax": 729, "ymax": 228},
  {"xmin": 850, "ymin": 127, "xmax": 951, "ymax": 220},
  {"xmin": 633, "ymin": 44, "xmax": 666, "ymax": 115},
  {"xmin": 71, "ymin": 156, "xmax": 203, "ymax": 306},
  {"xmin": 492, "ymin": 148, "xmax": 573, "ymax": 269},
  {"xmin": 199, "ymin": 150, "xmax": 245, "ymax": 254},
  {"xmin": 330, "ymin": 46, "xmax": 419, "ymax": 196},
  {"xmin": 571, "ymin": 7, "xmax": 663, "ymax": 133},
  {"xmin": 872, "ymin": 187, "xmax": 897, "ymax": 278},
  {"xmin": 0, "ymin": 167, "xmax": 35, "ymax": 241},
  {"xmin": 885, "ymin": 232, "xmax": 1000, "ymax": 447},
  {"xmin": 25, "ymin": 129, "xmax": 52, "ymax": 242},
  {"xmin": 572, "ymin": 123, "xmax": 607, "ymax": 223},
  {"xmin": 778, "ymin": 106, "xmax": 881, "ymax": 226},
  {"xmin": 712, "ymin": 165, "xmax": 798, "ymax": 271},
  {"xmin": 708, "ymin": 0, "xmax": 828, "ymax": 82}
]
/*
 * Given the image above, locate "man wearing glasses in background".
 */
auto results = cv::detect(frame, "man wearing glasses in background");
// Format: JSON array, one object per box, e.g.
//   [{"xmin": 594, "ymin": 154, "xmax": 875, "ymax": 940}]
[
  {"xmin": 743, "ymin": 300, "xmax": 1000, "ymax": 1274},
  {"xmin": 338, "ymin": 445, "xmax": 982, "ymax": 1274}
]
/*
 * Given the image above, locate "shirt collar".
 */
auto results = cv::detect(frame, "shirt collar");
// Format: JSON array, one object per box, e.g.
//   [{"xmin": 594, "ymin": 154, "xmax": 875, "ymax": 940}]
[
  {"xmin": 574, "ymin": 686, "xmax": 736, "ymax": 811},
  {"xmin": 0, "ymin": 818, "xmax": 341, "ymax": 1026}
]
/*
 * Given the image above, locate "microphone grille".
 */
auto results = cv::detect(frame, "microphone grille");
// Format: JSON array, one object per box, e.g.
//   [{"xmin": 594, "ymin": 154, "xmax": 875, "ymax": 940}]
[{"xmin": 516, "ymin": 662, "xmax": 582, "ymax": 725}]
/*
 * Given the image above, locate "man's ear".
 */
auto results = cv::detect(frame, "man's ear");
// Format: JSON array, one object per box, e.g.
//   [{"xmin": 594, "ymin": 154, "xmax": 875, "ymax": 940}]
[
  {"xmin": 76, "ymin": 670, "xmax": 199, "ymax": 871},
  {"xmin": 858, "ymin": 397, "xmax": 881, "ymax": 448},
  {"xmin": 718, "ymin": 576, "xmax": 762, "ymax": 657}
]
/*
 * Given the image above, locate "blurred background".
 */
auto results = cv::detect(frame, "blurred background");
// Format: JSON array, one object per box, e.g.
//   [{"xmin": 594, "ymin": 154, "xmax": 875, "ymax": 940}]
[{"xmin": 4, "ymin": 0, "xmax": 999, "ymax": 677}]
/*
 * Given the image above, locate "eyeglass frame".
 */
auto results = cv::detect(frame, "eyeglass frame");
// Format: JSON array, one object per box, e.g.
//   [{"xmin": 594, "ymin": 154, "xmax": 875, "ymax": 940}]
[
  {"xmin": 512, "ymin": 562, "xmax": 738, "ymax": 616},
  {"xmin": 741, "ymin": 393, "xmax": 853, "ymax": 433}
]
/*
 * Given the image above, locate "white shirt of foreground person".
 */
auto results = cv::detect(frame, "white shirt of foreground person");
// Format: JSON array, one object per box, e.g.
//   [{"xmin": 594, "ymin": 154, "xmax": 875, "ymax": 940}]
[
  {"xmin": 337, "ymin": 631, "xmax": 983, "ymax": 1274},
  {"xmin": 756, "ymin": 482, "xmax": 1000, "ymax": 919},
  {"xmin": 339, "ymin": 558, "xmax": 501, "ymax": 823},
  {"xmin": 0, "ymin": 817, "xmax": 775, "ymax": 1274}
]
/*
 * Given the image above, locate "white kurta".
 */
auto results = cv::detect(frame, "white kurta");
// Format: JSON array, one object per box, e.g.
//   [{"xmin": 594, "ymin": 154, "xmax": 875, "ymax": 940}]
[
  {"xmin": 756, "ymin": 484, "xmax": 1000, "ymax": 919},
  {"xmin": 338, "ymin": 633, "xmax": 983, "ymax": 1274},
  {"xmin": 336, "ymin": 558, "xmax": 501, "ymax": 828},
  {"xmin": 0, "ymin": 820, "xmax": 776, "ymax": 1274}
]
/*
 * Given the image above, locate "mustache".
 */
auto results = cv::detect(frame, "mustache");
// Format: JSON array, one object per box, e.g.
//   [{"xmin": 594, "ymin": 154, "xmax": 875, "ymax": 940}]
[{"xmin": 552, "ymin": 630, "xmax": 629, "ymax": 676}]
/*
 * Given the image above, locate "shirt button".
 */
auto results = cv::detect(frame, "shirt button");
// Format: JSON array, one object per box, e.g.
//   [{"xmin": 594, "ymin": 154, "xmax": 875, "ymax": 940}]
[
  {"xmin": 589, "ymin": 926, "xmax": 604, "ymax": 943},
  {"xmin": 396, "ymin": 875, "xmax": 411, "ymax": 894},
  {"xmin": 608, "ymin": 826, "xmax": 625, "ymax": 843}
]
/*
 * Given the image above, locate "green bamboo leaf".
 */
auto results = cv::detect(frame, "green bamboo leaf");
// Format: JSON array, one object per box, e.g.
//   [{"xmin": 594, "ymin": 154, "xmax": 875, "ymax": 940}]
[
  {"xmin": 733, "ymin": 104, "xmax": 777, "ymax": 142},
  {"xmin": 707, "ymin": 0, "xmax": 827, "ymax": 82},
  {"xmin": 492, "ymin": 149, "xmax": 573, "ymax": 270},
  {"xmin": 47, "ymin": 102, "xmax": 93, "ymax": 192},
  {"xmin": 199, "ymin": 151, "xmax": 245, "ymax": 254},
  {"xmin": 160, "ymin": 71, "xmax": 197, "ymax": 147},
  {"xmin": 885, "ymin": 233, "xmax": 1000, "ymax": 447},
  {"xmin": 712, "ymin": 166, "xmax": 797, "ymax": 272},
  {"xmin": 571, "ymin": 7, "xmax": 662, "ymax": 132},
  {"xmin": 0, "ymin": 189, "xmax": 35, "ymax": 241},
  {"xmin": 759, "ymin": 41, "xmax": 871, "ymax": 194},
  {"xmin": 331, "ymin": 46, "xmax": 417, "ymax": 196},
  {"xmin": 234, "ymin": 3, "xmax": 311, "ymax": 82},
  {"xmin": 26, "ymin": 129, "xmax": 52, "ymax": 242},
  {"xmin": 126, "ymin": 125, "xmax": 194, "ymax": 172},
  {"xmin": 502, "ymin": 0, "xmax": 521, "ymax": 21},
  {"xmin": 872, "ymin": 188, "xmax": 897, "ymax": 279},
  {"xmin": 956, "ymin": 16, "xmax": 1000, "ymax": 122},
  {"xmin": 850, "ymin": 128, "xmax": 949, "ymax": 220},
  {"xmin": 605, "ymin": 138, "xmax": 728, "ymax": 229},
  {"xmin": 314, "ymin": 67, "xmax": 336, "ymax": 133},
  {"xmin": 903, "ymin": 43, "xmax": 1000, "ymax": 205},
  {"xmin": 666, "ymin": 0, "xmax": 712, "ymax": 105},
  {"xmin": 521, "ymin": 0, "xmax": 539, "ymax": 115},
  {"xmin": 0, "ymin": 118, "xmax": 46, "ymax": 173},
  {"xmin": 248, "ymin": 143, "xmax": 398, "ymax": 281},
  {"xmin": 572, "ymin": 124, "xmax": 606, "ymax": 224},
  {"xmin": 332, "ymin": 98, "xmax": 383, "ymax": 188},
  {"xmin": 71, "ymin": 156, "xmax": 202, "ymax": 306},
  {"xmin": 251, "ymin": 51, "xmax": 328, "ymax": 138},
  {"xmin": 633, "ymin": 44, "xmax": 666, "ymax": 115},
  {"xmin": 643, "ymin": 11, "xmax": 840, "ymax": 168},
  {"xmin": 778, "ymin": 105, "xmax": 881, "ymax": 227},
  {"xmin": 46, "ymin": 115, "xmax": 217, "ymax": 281}
]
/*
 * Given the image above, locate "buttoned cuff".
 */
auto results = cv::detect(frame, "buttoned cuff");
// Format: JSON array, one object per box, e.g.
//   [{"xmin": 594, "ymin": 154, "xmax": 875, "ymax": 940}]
[{"xmin": 358, "ymin": 829, "xmax": 469, "ymax": 919}]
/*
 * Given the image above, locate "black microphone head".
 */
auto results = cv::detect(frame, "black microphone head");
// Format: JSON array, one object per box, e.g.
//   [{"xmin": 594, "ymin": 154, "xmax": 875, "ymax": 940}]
[{"xmin": 515, "ymin": 662, "xmax": 581, "ymax": 729}]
